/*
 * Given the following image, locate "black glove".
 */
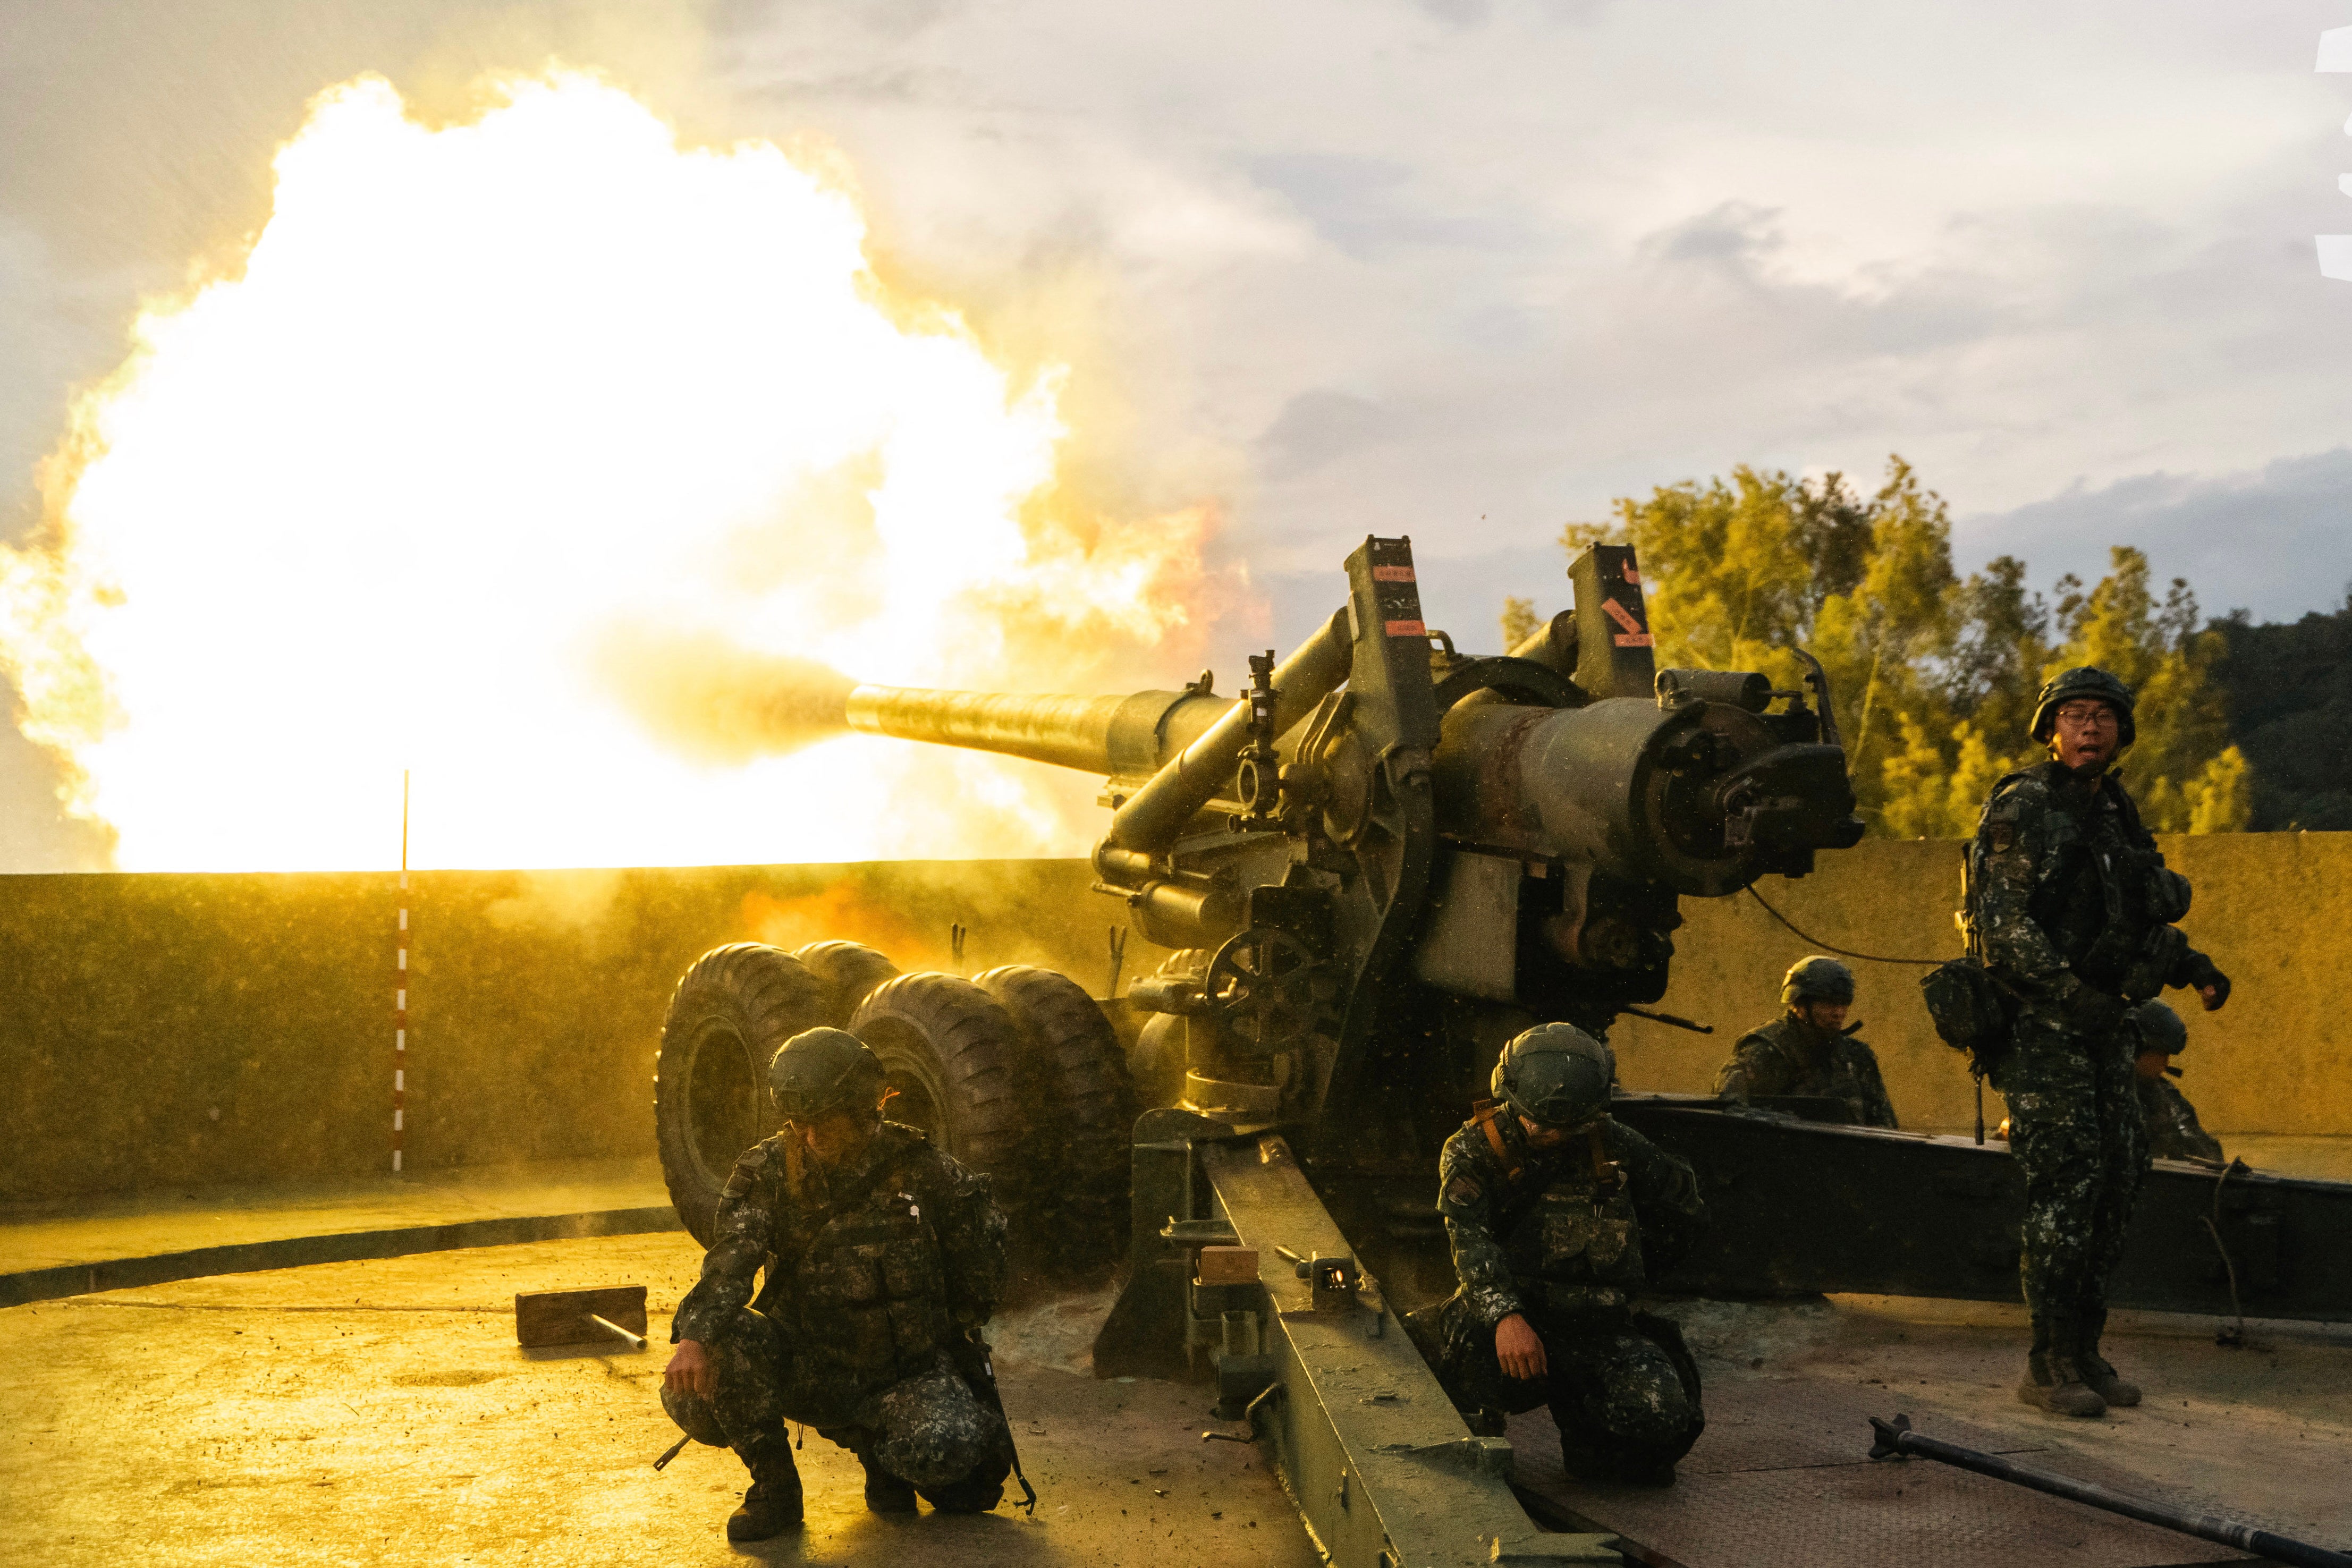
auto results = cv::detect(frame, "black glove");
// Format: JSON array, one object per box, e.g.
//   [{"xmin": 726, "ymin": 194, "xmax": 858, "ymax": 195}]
[
  {"xmin": 2059, "ymin": 979, "xmax": 2127, "ymax": 1035},
  {"xmin": 2175, "ymin": 950, "xmax": 2231, "ymax": 1011}
]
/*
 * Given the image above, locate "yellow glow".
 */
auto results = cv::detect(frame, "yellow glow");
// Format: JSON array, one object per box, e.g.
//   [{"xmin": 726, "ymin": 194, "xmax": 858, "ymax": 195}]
[{"xmin": 0, "ymin": 72, "xmax": 1215, "ymax": 870}]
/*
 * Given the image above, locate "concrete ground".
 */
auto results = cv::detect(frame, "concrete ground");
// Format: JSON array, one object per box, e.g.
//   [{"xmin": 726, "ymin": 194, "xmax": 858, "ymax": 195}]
[
  {"xmin": 5, "ymin": 1147, "xmax": 2349, "ymax": 1568},
  {"xmin": 0, "ymin": 1230, "xmax": 1319, "ymax": 1568},
  {"xmin": 1516, "ymin": 1292, "xmax": 2352, "ymax": 1568}
]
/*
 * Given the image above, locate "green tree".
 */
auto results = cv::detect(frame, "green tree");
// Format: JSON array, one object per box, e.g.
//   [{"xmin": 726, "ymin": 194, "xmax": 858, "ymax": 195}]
[
  {"xmin": 1499, "ymin": 596, "xmax": 1542, "ymax": 650},
  {"xmin": 1580, "ymin": 457, "xmax": 2249, "ymax": 837}
]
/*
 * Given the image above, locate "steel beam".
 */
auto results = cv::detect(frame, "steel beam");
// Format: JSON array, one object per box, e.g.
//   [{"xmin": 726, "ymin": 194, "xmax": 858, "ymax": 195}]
[{"xmin": 1197, "ymin": 1134, "xmax": 1618, "ymax": 1568}]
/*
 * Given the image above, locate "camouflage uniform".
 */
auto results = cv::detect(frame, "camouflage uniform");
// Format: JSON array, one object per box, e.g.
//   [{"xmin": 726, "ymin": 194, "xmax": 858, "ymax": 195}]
[
  {"xmin": 2138, "ymin": 1077, "xmax": 2223, "ymax": 1165},
  {"xmin": 1414, "ymin": 1111, "xmax": 1708, "ymax": 1481},
  {"xmin": 1971, "ymin": 759, "xmax": 2218, "ymax": 1383},
  {"xmin": 663, "ymin": 1121, "xmax": 1012, "ymax": 1502},
  {"xmin": 1713, "ymin": 1014, "xmax": 1899, "ymax": 1128}
]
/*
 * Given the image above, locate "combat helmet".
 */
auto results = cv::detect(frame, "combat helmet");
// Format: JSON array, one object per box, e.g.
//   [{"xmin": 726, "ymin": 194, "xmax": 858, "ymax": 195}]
[
  {"xmin": 767, "ymin": 1027, "xmax": 885, "ymax": 1121},
  {"xmin": 1781, "ymin": 955, "xmax": 1855, "ymax": 1008},
  {"xmin": 2030, "ymin": 666, "xmax": 2137, "ymax": 747},
  {"xmin": 1491, "ymin": 1023, "xmax": 1615, "ymax": 1129},
  {"xmin": 2127, "ymin": 999, "xmax": 2187, "ymax": 1056}
]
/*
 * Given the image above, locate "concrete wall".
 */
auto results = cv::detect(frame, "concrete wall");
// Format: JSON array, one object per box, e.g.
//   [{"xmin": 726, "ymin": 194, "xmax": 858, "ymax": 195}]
[
  {"xmin": 0, "ymin": 860, "xmax": 1162, "ymax": 1201},
  {"xmin": 1612, "ymin": 833, "xmax": 2352, "ymax": 1137},
  {"xmin": 3, "ymin": 833, "xmax": 2343, "ymax": 1201}
]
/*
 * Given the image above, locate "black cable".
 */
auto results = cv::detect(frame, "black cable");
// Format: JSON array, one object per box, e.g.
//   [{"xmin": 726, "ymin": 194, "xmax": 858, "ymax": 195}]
[{"xmin": 1744, "ymin": 884, "xmax": 1944, "ymax": 967}]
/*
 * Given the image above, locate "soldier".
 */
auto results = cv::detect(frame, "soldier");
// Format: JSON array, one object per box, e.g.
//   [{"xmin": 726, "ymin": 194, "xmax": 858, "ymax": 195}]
[
  {"xmin": 1713, "ymin": 956, "xmax": 1899, "ymax": 1128},
  {"xmin": 1965, "ymin": 667, "xmax": 2229, "ymax": 1419},
  {"xmin": 2129, "ymin": 1001, "xmax": 2224, "ymax": 1165},
  {"xmin": 660, "ymin": 1027, "xmax": 1014, "ymax": 1540},
  {"xmin": 1409, "ymin": 1024, "xmax": 1708, "ymax": 1485}
]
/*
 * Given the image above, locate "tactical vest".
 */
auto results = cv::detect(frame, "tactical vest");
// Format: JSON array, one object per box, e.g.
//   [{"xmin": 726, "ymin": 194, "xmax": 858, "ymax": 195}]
[
  {"xmin": 1972, "ymin": 767, "xmax": 2189, "ymax": 999},
  {"xmin": 789, "ymin": 1153, "xmax": 951, "ymax": 1404},
  {"xmin": 1469, "ymin": 1107, "xmax": 1646, "ymax": 1311}
]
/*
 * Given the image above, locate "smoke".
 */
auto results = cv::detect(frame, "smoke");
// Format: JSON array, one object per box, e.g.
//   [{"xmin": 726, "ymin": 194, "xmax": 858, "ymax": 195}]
[
  {"xmin": 593, "ymin": 628, "xmax": 856, "ymax": 766},
  {"xmin": 0, "ymin": 70, "xmax": 1239, "ymax": 870}
]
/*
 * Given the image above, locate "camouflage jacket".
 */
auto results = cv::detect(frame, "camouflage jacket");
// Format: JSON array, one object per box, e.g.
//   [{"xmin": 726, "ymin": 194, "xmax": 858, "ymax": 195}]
[
  {"xmin": 1970, "ymin": 761, "xmax": 2209, "ymax": 1009},
  {"xmin": 671, "ymin": 1122, "xmax": 1008, "ymax": 1355},
  {"xmin": 2138, "ymin": 1076, "xmax": 2223, "ymax": 1164},
  {"xmin": 1436, "ymin": 1109, "xmax": 1705, "ymax": 1327},
  {"xmin": 1714, "ymin": 1014, "xmax": 1898, "ymax": 1129}
]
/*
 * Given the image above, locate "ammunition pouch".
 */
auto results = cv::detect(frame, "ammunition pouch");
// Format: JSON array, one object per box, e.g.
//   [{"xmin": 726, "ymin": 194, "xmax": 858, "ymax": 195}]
[
  {"xmin": 1920, "ymin": 956, "xmax": 2017, "ymax": 1074},
  {"xmin": 2116, "ymin": 923, "xmax": 2188, "ymax": 1004},
  {"xmin": 2145, "ymin": 865, "xmax": 2192, "ymax": 925},
  {"xmin": 2057, "ymin": 980, "xmax": 2128, "ymax": 1037}
]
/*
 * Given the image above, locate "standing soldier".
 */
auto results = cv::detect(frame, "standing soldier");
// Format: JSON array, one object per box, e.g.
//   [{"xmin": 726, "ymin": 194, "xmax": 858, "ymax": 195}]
[
  {"xmin": 2128, "ymin": 1001, "xmax": 2225, "ymax": 1165},
  {"xmin": 1410, "ymin": 1024, "xmax": 1709, "ymax": 1485},
  {"xmin": 659, "ymin": 1027, "xmax": 1016, "ymax": 1540},
  {"xmin": 1713, "ymin": 956, "xmax": 1899, "ymax": 1128},
  {"xmin": 1965, "ymin": 668, "xmax": 2230, "ymax": 1418}
]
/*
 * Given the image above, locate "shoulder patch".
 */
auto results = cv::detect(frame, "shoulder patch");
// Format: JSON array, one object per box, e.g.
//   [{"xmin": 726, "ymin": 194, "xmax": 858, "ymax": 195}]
[
  {"xmin": 1443, "ymin": 1174, "xmax": 1483, "ymax": 1208},
  {"xmin": 1985, "ymin": 821, "xmax": 2016, "ymax": 852},
  {"xmin": 737, "ymin": 1145, "xmax": 771, "ymax": 1169}
]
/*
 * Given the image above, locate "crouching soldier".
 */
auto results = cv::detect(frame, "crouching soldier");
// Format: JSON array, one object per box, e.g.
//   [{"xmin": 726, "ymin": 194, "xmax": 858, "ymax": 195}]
[
  {"xmin": 2129, "ymin": 1001, "xmax": 2224, "ymax": 1165},
  {"xmin": 661, "ymin": 1027, "xmax": 1014, "ymax": 1540},
  {"xmin": 1409, "ymin": 1024, "xmax": 1709, "ymax": 1485},
  {"xmin": 1713, "ymin": 955, "xmax": 1898, "ymax": 1128}
]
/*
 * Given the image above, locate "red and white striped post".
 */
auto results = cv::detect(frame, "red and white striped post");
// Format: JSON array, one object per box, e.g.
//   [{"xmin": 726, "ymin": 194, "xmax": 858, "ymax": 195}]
[{"xmin": 394, "ymin": 770, "xmax": 409, "ymax": 1174}]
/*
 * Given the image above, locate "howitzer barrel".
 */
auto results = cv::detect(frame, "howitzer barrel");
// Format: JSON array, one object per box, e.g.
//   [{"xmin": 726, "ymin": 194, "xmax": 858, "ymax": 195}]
[{"xmin": 844, "ymin": 686, "xmax": 1192, "ymax": 776}]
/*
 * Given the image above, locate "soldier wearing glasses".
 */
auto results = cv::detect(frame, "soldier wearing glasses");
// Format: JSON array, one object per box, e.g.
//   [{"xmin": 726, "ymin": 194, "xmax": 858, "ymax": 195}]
[{"xmin": 1965, "ymin": 668, "xmax": 2230, "ymax": 1419}]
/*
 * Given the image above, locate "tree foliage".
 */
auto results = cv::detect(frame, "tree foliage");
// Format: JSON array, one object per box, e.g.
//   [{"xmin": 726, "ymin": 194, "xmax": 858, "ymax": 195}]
[
  {"xmin": 1552, "ymin": 457, "xmax": 2251, "ymax": 837},
  {"xmin": 2211, "ymin": 598, "xmax": 2352, "ymax": 830}
]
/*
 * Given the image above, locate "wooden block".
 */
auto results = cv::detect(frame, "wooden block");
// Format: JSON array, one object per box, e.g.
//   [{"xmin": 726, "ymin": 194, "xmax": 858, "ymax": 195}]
[
  {"xmin": 1196, "ymin": 1245, "xmax": 1260, "ymax": 1286},
  {"xmin": 515, "ymin": 1285, "xmax": 648, "ymax": 1349}
]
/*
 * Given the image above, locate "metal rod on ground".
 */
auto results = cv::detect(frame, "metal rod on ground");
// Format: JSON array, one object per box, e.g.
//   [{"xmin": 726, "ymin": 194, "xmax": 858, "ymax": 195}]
[
  {"xmin": 394, "ymin": 770, "xmax": 409, "ymax": 1175},
  {"xmin": 1867, "ymin": 1415, "xmax": 2352, "ymax": 1568},
  {"xmin": 589, "ymin": 1314, "xmax": 647, "ymax": 1350}
]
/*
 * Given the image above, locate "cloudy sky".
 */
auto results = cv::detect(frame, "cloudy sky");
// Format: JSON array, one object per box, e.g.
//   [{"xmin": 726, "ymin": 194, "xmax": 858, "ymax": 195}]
[{"xmin": 3, "ymin": 0, "xmax": 2349, "ymax": 867}]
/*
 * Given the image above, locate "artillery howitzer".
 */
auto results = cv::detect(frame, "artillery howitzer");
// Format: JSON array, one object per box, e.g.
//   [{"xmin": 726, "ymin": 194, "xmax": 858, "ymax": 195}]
[
  {"xmin": 654, "ymin": 536, "xmax": 1863, "ymax": 1254},
  {"xmin": 649, "ymin": 537, "xmax": 2352, "ymax": 1565}
]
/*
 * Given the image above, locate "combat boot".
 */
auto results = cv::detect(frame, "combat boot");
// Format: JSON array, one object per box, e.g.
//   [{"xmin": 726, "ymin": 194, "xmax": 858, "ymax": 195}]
[
  {"xmin": 2078, "ymin": 1310, "xmax": 2142, "ymax": 1407},
  {"xmin": 859, "ymin": 1450, "xmax": 918, "ymax": 1514},
  {"xmin": 2017, "ymin": 1348, "xmax": 2106, "ymax": 1419},
  {"xmin": 726, "ymin": 1433, "xmax": 804, "ymax": 1541}
]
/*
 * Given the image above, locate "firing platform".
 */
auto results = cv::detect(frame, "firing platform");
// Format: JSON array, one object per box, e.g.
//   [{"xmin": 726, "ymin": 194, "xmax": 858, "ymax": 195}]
[
  {"xmin": 6, "ymin": 1228, "xmax": 2349, "ymax": 1568},
  {"xmin": 6, "ymin": 1145, "xmax": 2350, "ymax": 1565},
  {"xmin": 1516, "ymin": 1293, "xmax": 2352, "ymax": 1568},
  {"xmin": 0, "ymin": 1230, "xmax": 1315, "ymax": 1568}
]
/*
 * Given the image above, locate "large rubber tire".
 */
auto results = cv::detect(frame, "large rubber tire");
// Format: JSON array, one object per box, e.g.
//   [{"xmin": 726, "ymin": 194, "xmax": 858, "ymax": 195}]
[
  {"xmin": 977, "ymin": 965, "xmax": 1135, "ymax": 1266},
  {"xmin": 793, "ymin": 940, "xmax": 900, "ymax": 1027},
  {"xmin": 655, "ymin": 944, "xmax": 830, "ymax": 1245},
  {"xmin": 850, "ymin": 973, "xmax": 1033, "ymax": 1215}
]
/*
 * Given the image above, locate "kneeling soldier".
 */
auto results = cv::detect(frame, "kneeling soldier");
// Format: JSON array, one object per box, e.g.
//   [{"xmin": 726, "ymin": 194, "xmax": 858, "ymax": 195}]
[
  {"xmin": 1714, "ymin": 955, "xmax": 1898, "ymax": 1129},
  {"xmin": 661, "ymin": 1027, "xmax": 1013, "ymax": 1540},
  {"xmin": 1411, "ymin": 1024, "xmax": 1709, "ymax": 1485},
  {"xmin": 2129, "ymin": 1001, "xmax": 2224, "ymax": 1165}
]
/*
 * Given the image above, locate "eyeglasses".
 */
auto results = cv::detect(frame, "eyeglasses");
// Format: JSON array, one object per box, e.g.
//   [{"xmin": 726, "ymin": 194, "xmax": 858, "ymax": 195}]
[{"xmin": 2052, "ymin": 704, "xmax": 2119, "ymax": 731}]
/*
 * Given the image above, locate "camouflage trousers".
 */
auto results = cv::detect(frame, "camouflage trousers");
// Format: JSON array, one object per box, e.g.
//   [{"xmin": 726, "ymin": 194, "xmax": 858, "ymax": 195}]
[
  {"xmin": 1991, "ymin": 1008, "xmax": 2148, "ymax": 1353},
  {"xmin": 661, "ymin": 1306, "xmax": 1010, "ymax": 1493},
  {"xmin": 1413, "ymin": 1292, "xmax": 1703, "ymax": 1480}
]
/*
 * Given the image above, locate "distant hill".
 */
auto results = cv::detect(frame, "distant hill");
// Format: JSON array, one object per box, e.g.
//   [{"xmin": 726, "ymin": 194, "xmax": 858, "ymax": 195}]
[{"xmin": 2213, "ymin": 601, "xmax": 2352, "ymax": 831}]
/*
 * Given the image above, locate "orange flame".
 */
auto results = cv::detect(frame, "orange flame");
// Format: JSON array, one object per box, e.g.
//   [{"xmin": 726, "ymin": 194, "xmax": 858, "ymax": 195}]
[{"xmin": 0, "ymin": 70, "xmax": 1239, "ymax": 871}]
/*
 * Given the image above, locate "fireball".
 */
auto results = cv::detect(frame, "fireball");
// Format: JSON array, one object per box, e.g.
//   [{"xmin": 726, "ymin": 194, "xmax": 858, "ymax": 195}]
[{"xmin": 0, "ymin": 71, "xmax": 1217, "ymax": 871}]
